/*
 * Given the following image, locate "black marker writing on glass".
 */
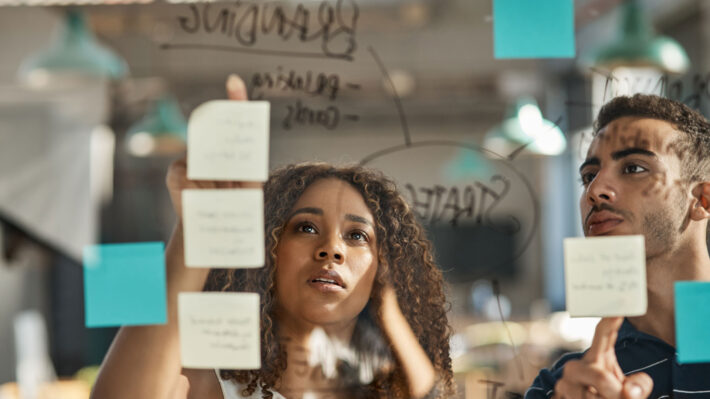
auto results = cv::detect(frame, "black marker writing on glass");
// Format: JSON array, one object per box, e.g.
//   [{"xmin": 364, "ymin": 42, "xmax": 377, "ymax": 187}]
[{"xmin": 175, "ymin": 0, "xmax": 359, "ymax": 61}]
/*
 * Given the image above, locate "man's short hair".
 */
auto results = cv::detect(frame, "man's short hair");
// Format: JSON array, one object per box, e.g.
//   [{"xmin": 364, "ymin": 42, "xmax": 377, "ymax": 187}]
[{"xmin": 594, "ymin": 94, "xmax": 710, "ymax": 182}]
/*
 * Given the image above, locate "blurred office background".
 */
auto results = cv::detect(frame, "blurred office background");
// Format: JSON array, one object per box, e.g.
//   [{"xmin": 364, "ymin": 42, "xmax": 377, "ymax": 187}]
[{"xmin": 0, "ymin": 0, "xmax": 708, "ymax": 397}]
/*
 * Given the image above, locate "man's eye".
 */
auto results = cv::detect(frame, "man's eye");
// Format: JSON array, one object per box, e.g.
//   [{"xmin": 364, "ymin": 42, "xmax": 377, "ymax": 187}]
[
  {"xmin": 580, "ymin": 171, "xmax": 596, "ymax": 186},
  {"xmin": 624, "ymin": 164, "xmax": 647, "ymax": 174}
]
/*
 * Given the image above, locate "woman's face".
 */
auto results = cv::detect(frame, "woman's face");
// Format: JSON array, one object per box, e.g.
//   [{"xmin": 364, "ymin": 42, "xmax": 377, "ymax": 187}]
[{"xmin": 274, "ymin": 177, "xmax": 379, "ymax": 332}]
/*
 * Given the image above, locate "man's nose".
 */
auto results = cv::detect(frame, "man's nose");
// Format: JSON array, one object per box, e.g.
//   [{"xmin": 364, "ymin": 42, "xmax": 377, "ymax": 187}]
[{"xmin": 586, "ymin": 170, "xmax": 617, "ymax": 205}]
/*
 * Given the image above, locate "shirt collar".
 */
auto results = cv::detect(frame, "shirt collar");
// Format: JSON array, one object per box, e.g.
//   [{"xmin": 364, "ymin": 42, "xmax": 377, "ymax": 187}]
[
  {"xmin": 617, "ymin": 318, "xmax": 676, "ymax": 352},
  {"xmin": 617, "ymin": 318, "xmax": 639, "ymax": 341}
]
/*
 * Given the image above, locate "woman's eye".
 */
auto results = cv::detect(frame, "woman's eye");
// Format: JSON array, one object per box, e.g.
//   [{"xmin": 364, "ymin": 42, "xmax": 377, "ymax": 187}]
[
  {"xmin": 624, "ymin": 164, "xmax": 647, "ymax": 174},
  {"xmin": 297, "ymin": 223, "xmax": 317, "ymax": 234},
  {"xmin": 348, "ymin": 230, "xmax": 368, "ymax": 241}
]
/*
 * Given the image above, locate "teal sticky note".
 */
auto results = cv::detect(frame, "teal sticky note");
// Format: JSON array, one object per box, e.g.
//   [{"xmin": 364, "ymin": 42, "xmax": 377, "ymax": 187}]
[
  {"xmin": 675, "ymin": 281, "xmax": 710, "ymax": 363},
  {"xmin": 494, "ymin": 0, "xmax": 575, "ymax": 59},
  {"xmin": 83, "ymin": 242, "xmax": 167, "ymax": 327}
]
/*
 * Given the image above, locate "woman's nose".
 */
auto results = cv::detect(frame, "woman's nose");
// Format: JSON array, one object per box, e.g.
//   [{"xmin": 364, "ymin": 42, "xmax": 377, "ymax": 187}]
[
  {"xmin": 317, "ymin": 250, "xmax": 342, "ymax": 261},
  {"xmin": 315, "ymin": 236, "xmax": 345, "ymax": 263}
]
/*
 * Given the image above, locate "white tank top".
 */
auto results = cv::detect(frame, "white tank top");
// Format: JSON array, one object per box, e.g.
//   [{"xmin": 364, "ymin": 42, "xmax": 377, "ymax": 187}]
[{"xmin": 215, "ymin": 370, "xmax": 286, "ymax": 399}]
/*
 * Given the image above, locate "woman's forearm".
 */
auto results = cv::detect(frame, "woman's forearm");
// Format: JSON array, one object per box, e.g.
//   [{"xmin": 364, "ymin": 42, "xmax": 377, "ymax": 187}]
[
  {"xmin": 380, "ymin": 287, "xmax": 437, "ymax": 398},
  {"xmin": 91, "ymin": 224, "xmax": 210, "ymax": 399}
]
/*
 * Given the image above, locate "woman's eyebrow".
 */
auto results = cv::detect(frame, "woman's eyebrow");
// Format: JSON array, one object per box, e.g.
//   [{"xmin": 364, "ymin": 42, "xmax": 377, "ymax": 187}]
[
  {"xmin": 288, "ymin": 207, "xmax": 323, "ymax": 219},
  {"xmin": 289, "ymin": 207, "xmax": 373, "ymax": 227},
  {"xmin": 346, "ymin": 214, "xmax": 374, "ymax": 227}
]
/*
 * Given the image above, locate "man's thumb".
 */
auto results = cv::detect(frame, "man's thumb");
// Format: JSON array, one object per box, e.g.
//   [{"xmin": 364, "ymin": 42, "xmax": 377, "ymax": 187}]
[{"xmin": 622, "ymin": 372, "xmax": 653, "ymax": 399}]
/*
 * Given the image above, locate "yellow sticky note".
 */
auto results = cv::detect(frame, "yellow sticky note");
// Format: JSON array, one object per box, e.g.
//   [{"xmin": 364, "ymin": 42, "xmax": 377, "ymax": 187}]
[
  {"xmin": 179, "ymin": 292, "xmax": 261, "ymax": 370},
  {"xmin": 187, "ymin": 100, "xmax": 270, "ymax": 182},
  {"xmin": 182, "ymin": 189, "xmax": 264, "ymax": 268},
  {"xmin": 564, "ymin": 235, "xmax": 647, "ymax": 317}
]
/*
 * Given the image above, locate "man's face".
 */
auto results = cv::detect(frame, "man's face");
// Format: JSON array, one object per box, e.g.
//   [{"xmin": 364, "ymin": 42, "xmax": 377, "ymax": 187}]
[{"xmin": 579, "ymin": 116, "xmax": 691, "ymax": 258}]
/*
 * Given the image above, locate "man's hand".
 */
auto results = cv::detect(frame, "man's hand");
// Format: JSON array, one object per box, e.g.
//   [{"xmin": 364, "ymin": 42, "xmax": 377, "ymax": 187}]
[
  {"xmin": 165, "ymin": 74, "xmax": 260, "ymax": 218},
  {"xmin": 553, "ymin": 317, "xmax": 653, "ymax": 399}
]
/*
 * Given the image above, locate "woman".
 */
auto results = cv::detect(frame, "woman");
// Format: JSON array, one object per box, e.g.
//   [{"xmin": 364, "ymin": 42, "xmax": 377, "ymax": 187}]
[{"xmin": 91, "ymin": 76, "xmax": 453, "ymax": 399}]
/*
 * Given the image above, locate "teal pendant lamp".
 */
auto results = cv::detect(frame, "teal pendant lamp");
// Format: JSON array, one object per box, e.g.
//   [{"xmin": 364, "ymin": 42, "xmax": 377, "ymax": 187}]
[
  {"xmin": 445, "ymin": 148, "xmax": 493, "ymax": 181},
  {"xmin": 19, "ymin": 10, "xmax": 128, "ymax": 82},
  {"xmin": 126, "ymin": 95, "xmax": 187, "ymax": 157},
  {"xmin": 484, "ymin": 97, "xmax": 567, "ymax": 157},
  {"xmin": 589, "ymin": 0, "xmax": 689, "ymax": 73}
]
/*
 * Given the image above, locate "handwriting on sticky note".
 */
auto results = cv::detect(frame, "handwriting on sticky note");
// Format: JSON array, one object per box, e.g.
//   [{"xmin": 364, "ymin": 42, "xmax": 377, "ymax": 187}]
[
  {"xmin": 182, "ymin": 189, "xmax": 264, "ymax": 267},
  {"xmin": 187, "ymin": 100, "xmax": 269, "ymax": 181},
  {"xmin": 564, "ymin": 235, "xmax": 647, "ymax": 317},
  {"xmin": 179, "ymin": 292, "xmax": 260, "ymax": 369}
]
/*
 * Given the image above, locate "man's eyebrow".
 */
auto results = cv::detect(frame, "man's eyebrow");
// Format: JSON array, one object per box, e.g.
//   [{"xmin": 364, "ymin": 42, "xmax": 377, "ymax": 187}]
[
  {"xmin": 288, "ymin": 207, "xmax": 323, "ymax": 219},
  {"xmin": 579, "ymin": 148, "xmax": 658, "ymax": 174},
  {"xmin": 579, "ymin": 157, "xmax": 600, "ymax": 174},
  {"xmin": 611, "ymin": 147, "xmax": 658, "ymax": 160},
  {"xmin": 346, "ymin": 214, "xmax": 374, "ymax": 227}
]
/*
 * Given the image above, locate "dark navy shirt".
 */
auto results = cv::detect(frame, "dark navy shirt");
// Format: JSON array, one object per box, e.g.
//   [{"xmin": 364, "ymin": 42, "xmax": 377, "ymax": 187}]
[{"xmin": 525, "ymin": 319, "xmax": 710, "ymax": 398}]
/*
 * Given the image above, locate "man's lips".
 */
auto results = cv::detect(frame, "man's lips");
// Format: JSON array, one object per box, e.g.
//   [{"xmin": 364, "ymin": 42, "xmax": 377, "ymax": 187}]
[{"xmin": 586, "ymin": 210, "xmax": 624, "ymax": 235}]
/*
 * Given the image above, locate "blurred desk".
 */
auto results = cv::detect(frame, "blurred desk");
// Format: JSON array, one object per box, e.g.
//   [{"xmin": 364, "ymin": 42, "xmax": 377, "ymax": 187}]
[{"xmin": 0, "ymin": 380, "xmax": 89, "ymax": 399}]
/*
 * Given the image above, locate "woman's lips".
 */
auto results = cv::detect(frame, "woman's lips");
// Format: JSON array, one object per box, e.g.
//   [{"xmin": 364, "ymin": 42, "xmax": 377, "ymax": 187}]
[
  {"xmin": 307, "ymin": 279, "xmax": 345, "ymax": 293},
  {"xmin": 307, "ymin": 269, "xmax": 346, "ymax": 293}
]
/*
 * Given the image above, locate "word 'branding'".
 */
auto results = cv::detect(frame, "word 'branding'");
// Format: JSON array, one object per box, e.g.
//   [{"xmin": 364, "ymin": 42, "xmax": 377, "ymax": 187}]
[{"xmin": 176, "ymin": 0, "xmax": 359, "ymax": 60}]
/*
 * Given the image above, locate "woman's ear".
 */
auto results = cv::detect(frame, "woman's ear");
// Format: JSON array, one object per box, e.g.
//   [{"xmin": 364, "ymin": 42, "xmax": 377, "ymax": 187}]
[
  {"xmin": 691, "ymin": 182, "xmax": 710, "ymax": 221},
  {"xmin": 371, "ymin": 265, "xmax": 384, "ymax": 298},
  {"xmin": 371, "ymin": 259, "xmax": 391, "ymax": 300}
]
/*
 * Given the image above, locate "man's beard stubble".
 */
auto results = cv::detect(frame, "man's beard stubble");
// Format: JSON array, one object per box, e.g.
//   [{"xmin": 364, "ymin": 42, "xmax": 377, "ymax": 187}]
[{"xmin": 641, "ymin": 189, "xmax": 688, "ymax": 260}]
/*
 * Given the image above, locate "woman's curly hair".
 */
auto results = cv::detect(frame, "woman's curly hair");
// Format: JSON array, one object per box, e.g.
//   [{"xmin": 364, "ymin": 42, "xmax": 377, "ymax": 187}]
[{"xmin": 203, "ymin": 162, "xmax": 454, "ymax": 398}]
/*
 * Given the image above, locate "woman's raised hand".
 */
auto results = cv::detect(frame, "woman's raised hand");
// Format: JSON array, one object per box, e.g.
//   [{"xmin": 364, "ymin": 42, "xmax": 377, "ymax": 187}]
[
  {"xmin": 380, "ymin": 284, "xmax": 438, "ymax": 398},
  {"xmin": 91, "ymin": 74, "xmax": 259, "ymax": 399},
  {"xmin": 165, "ymin": 74, "xmax": 259, "ymax": 219}
]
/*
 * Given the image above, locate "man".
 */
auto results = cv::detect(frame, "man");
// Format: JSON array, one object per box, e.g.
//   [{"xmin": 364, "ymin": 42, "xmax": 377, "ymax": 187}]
[{"xmin": 526, "ymin": 94, "xmax": 710, "ymax": 399}]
